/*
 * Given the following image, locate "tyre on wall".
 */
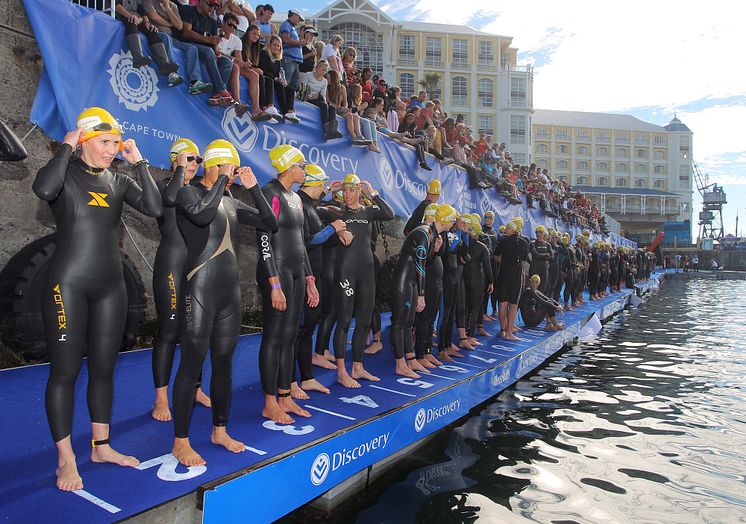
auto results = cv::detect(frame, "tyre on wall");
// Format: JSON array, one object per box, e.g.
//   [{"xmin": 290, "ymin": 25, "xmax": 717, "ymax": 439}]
[{"xmin": 0, "ymin": 234, "xmax": 146, "ymax": 361}]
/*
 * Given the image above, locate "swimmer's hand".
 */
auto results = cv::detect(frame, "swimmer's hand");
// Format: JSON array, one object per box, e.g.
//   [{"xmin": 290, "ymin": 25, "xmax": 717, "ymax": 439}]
[
  {"xmin": 416, "ymin": 296, "xmax": 425, "ymax": 313},
  {"xmin": 327, "ymin": 180, "xmax": 342, "ymax": 193},
  {"xmin": 338, "ymin": 230, "xmax": 353, "ymax": 246},
  {"xmin": 235, "ymin": 166, "xmax": 257, "ymax": 188},
  {"xmin": 64, "ymin": 128, "xmax": 83, "ymax": 148},
  {"xmin": 121, "ymin": 139, "xmax": 143, "ymax": 163},
  {"xmin": 331, "ymin": 219, "xmax": 346, "ymax": 233},
  {"xmin": 176, "ymin": 152, "xmax": 189, "ymax": 167},
  {"xmin": 486, "ymin": 284, "xmax": 494, "ymax": 294},
  {"xmin": 270, "ymin": 286, "xmax": 287, "ymax": 311},
  {"xmin": 306, "ymin": 279, "xmax": 319, "ymax": 307}
]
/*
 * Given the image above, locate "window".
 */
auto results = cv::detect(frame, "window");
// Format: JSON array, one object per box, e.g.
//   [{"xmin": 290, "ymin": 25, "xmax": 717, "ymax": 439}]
[
  {"xmin": 510, "ymin": 114, "xmax": 527, "ymax": 145},
  {"xmin": 512, "ymin": 153, "xmax": 527, "ymax": 164},
  {"xmin": 597, "ymin": 161, "xmax": 609, "ymax": 171},
  {"xmin": 537, "ymin": 143, "xmax": 548, "ymax": 153},
  {"xmin": 510, "ymin": 76, "xmax": 527, "ymax": 107},
  {"xmin": 478, "ymin": 78, "xmax": 493, "ymax": 107},
  {"xmin": 399, "ymin": 72, "xmax": 415, "ymax": 99},
  {"xmin": 451, "ymin": 76, "xmax": 467, "ymax": 105},
  {"xmin": 536, "ymin": 128, "xmax": 549, "ymax": 138},
  {"xmin": 557, "ymin": 160, "xmax": 569, "ymax": 169},
  {"xmin": 453, "ymin": 39, "xmax": 468, "ymax": 64},
  {"xmin": 616, "ymin": 178, "xmax": 628, "ymax": 187},
  {"xmin": 558, "ymin": 144, "xmax": 568, "ymax": 154},
  {"xmin": 654, "ymin": 180, "xmax": 665, "ymax": 189},
  {"xmin": 636, "ymin": 163, "xmax": 648, "ymax": 174},
  {"xmin": 577, "ymin": 161, "xmax": 588, "ymax": 171},
  {"xmin": 577, "ymin": 145, "xmax": 589, "ymax": 155},
  {"xmin": 597, "ymin": 131, "xmax": 610, "ymax": 142},
  {"xmin": 598, "ymin": 176, "xmax": 608, "ymax": 186},
  {"xmin": 399, "ymin": 34, "xmax": 415, "ymax": 64},
  {"xmin": 325, "ymin": 22, "xmax": 384, "ymax": 74},
  {"xmin": 654, "ymin": 150, "xmax": 665, "ymax": 160},
  {"xmin": 636, "ymin": 148, "xmax": 648, "ymax": 158},
  {"xmin": 559, "ymin": 176, "xmax": 568, "ymax": 183},
  {"xmin": 679, "ymin": 165, "xmax": 690, "ymax": 181},
  {"xmin": 478, "ymin": 41, "xmax": 493, "ymax": 63},
  {"xmin": 636, "ymin": 178, "xmax": 647, "ymax": 188},
  {"xmin": 654, "ymin": 164, "xmax": 665, "ymax": 174},
  {"xmin": 478, "ymin": 115, "xmax": 494, "ymax": 136},
  {"xmin": 597, "ymin": 146, "xmax": 608, "ymax": 157},
  {"xmin": 425, "ymin": 37, "xmax": 442, "ymax": 65},
  {"xmin": 556, "ymin": 129, "xmax": 569, "ymax": 139},
  {"xmin": 577, "ymin": 130, "xmax": 590, "ymax": 141},
  {"xmin": 616, "ymin": 162, "xmax": 628, "ymax": 172},
  {"xmin": 538, "ymin": 159, "xmax": 548, "ymax": 168},
  {"xmin": 654, "ymin": 135, "xmax": 666, "ymax": 145},
  {"xmin": 426, "ymin": 76, "xmax": 442, "ymax": 100},
  {"xmin": 616, "ymin": 147, "xmax": 628, "ymax": 157},
  {"xmin": 616, "ymin": 132, "xmax": 629, "ymax": 143},
  {"xmin": 577, "ymin": 176, "xmax": 587, "ymax": 185}
]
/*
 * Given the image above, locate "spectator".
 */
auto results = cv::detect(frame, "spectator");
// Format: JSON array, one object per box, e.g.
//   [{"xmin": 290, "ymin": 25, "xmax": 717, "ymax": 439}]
[
  {"xmin": 215, "ymin": 13, "xmax": 249, "ymax": 115},
  {"xmin": 398, "ymin": 112, "xmax": 431, "ymax": 171},
  {"xmin": 142, "ymin": 0, "xmax": 212, "ymax": 92},
  {"xmin": 115, "ymin": 0, "xmax": 181, "ymax": 81},
  {"xmin": 363, "ymin": 97, "xmax": 388, "ymax": 131},
  {"xmin": 341, "ymin": 47, "xmax": 359, "ymax": 86},
  {"xmin": 386, "ymin": 100, "xmax": 403, "ymax": 132},
  {"xmin": 255, "ymin": 3, "xmax": 276, "ymax": 44},
  {"xmin": 298, "ymin": 25, "xmax": 318, "ymax": 85},
  {"xmin": 221, "ymin": 0, "xmax": 255, "ymax": 38},
  {"xmin": 326, "ymin": 69, "xmax": 370, "ymax": 146},
  {"xmin": 278, "ymin": 8, "xmax": 304, "ymax": 123},
  {"xmin": 408, "ymin": 90, "xmax": 427, "ymax": 110},
  {"xmin": 360, "ymin": 67, "xmax": 374, "ymax": 103},
  {"xmin": 321, "ymin": 34, "xmax": 344, "ymax": 76},
  {"xmin": 304, "ymin": 60, "xmax": 343, "ymax": 140},
  {"xmin": 243, "ymin": 23, "xmax": 281, "ymax": 121},
  {"xmin": 425, "ymin": 125, "xmax": 451, "ymax": 164},
  {"xmin": 372, "ymin": 78, "xmax": 389, "ymax": 111},
  {"xmin": 178, "ymin": 0, "xmax": 233, "ymax": 105},
  {"xmin": 313, "ymin": 40, "xmax": 325, "ymax": 63},
  {"xmin": 349, "ymin": 84, "xmax": 380, "ymax": 153},
  {"xmin": 258, "ymin": 35, "xmax": 298, "ymax": 123}
]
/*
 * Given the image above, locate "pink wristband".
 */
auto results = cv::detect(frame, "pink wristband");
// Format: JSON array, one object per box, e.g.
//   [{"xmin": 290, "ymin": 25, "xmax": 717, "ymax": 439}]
[{"xmin": 271, "ymin": 283, "xmax": 281, "ymax": 289}]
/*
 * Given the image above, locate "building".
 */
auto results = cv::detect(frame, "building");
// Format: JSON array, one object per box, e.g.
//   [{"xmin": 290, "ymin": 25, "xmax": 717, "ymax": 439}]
[
  {"xmin": 532, "ymin": 110, "xmax": 693, "ymax": 241},
  {"xmin": 301, "ymin": 0, "xmax": 534, "ymax": 164}
]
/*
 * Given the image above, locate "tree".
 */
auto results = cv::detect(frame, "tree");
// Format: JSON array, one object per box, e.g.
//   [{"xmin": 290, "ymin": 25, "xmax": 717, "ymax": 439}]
[{"xmin": 418, "ymin": 72, "xmax": 441, "ymax": 98}]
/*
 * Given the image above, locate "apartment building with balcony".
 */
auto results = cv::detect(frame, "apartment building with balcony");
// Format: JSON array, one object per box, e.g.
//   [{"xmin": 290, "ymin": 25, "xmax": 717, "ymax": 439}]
[
  {"xmin": 305, "ymin": 0, "xmax": 534, "ymax": 164},
  {"xmin": 531, "ymin": 110, "xmax": 693, "ymax": 237}
]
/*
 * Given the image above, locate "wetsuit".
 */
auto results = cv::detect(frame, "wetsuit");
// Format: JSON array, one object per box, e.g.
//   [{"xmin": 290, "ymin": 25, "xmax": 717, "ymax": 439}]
[
  {"xmin": 370, "ymin": 223, "xmax": 382, "ymax": 337},
  {"xmin": 33, "ymin": 145, "xmax": 162, "ymax": 442},
  {"xmin": 257, "ymin": 179, "xmax": 313, "ymax": 396},
  {"xmin": 550, "ymin": 240, "xmax": 565, "ymax": 303},
  {"xmin": 172, "ymin": 176, "xmax": 276, "ymax": 438},
  {"xmin": 587, "ymin": 248, "xmax": 600, "ymax": 296},
  {"xmin": 455, "ymin": 232, "xmax": 470, "ymax": 334},
  {"xmin": 564, "ymin": 244, "xmax": 576, "ymax": 304},
  {"xmin": 414, "ymin": 231, "xmax": 445, "ymax": 358},
  {"xmin": 465, "ymin": 237, "xmax": 493, "ymax": 336},
  {"xmin": 519, "ymin": 287, "xmax": 561, "ymax": 328},
  {"xmin": 609, "ymin": 251, "xmax": 619, "ymax": 291},
  {"xmin": 529, "ymin": 238, "xmax": 553, "ymax": 295},
  {"xmin": 438, "ymin": 228, "xmax": 469, "ymax": 352},
  {"xmin": 313, "ymin": 201, "xmax": 344, "ymax": 358},
  {"xmin": 482, "ymin": 225, "xmax": 500, "ymax": 316},
  {"xmin": 574, "ymin": 245, "xmax": 587, "ymax": 300},
  {"xmin": 332, "ymin": 197, "xmax": 395, "ymax": 362},
  {"xmin": 390, "ymin": 224, "xmax": 437, "ymax": 359},
  {"xmin": 402, "ymin": 199, "xmax": 430, "ymax": 235},
  {"xmin": 495, "ymin": 233, "xmax": 530, "ymax": 305},
  {"xmin": 152, "ymin": 170, "xmax": 187, "ymax": 390}
]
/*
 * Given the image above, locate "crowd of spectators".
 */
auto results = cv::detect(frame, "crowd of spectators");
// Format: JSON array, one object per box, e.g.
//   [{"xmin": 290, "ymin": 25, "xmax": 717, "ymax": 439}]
[{"xmin": 113, "ymin": 0, "xmax": 607, "ymax": 233}]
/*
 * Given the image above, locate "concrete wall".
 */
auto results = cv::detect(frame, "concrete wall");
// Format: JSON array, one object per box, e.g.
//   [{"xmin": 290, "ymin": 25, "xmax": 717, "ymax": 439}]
[{"xmin": 0, "ymin": 0, "xmax": 405, "ymax": 319}]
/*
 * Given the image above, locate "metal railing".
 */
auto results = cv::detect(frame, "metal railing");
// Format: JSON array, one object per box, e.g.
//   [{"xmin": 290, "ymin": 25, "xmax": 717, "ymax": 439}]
[{"xmin": 71, "ymin": 0, "xmax": 115, "ymax": 17}]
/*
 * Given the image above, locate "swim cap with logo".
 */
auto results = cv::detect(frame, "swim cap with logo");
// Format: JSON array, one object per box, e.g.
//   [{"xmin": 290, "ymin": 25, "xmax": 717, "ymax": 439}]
[
  {"xmin": 203, "ymin": 139, "xmax": 240, "ymax": 168},
  {"xmin": 302, "ymin": 164, "xmax": 328, "ymax": 186},
  {"xmin": 427, "ymin": 179, "xmax": 441, "ymax": 195},
  {"xmin": 269, "ymin": 144, "xmax": 305, "ymax": 173}
]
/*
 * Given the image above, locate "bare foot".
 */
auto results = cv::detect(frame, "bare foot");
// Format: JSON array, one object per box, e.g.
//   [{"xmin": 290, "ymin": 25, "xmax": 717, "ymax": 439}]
[
  {"xmin": 408, "ymin": 358, "xmax": 431, "ymax": 374},
  {"xmin": 278, "ymin": 396, "xmax": 311, "ymax": 418},
  {"xmin": 417, "ymin": 357, "xmax": 436, "ymax": 369},
  {"xmin": 152, "ymin": 397, "xmax": 172, "ymax": 422},
  {"xmin": 425, "ymin": 353, "xmax": 443, "ymax": 366},
  {"xmin": 91, "ymin": 445, "xmax": 139, "ymax": 468},
  {"xmin": 313, "ymin": 352, "xmax": 336, "ymax": 369},
  {"xmin": 262, "ymin": 402, "xmax": 294, "ymax": 425},
  {"xmin": 469, "ymin": 337, "xmax": 482, "ymax": 346},
  {"xmin": 211, "ymin": 427, "xmax": 245, "ymax": 454},
  {"xmin": 351, "ymin": 366, "xmax": 380, "ymax": 382},
  {"xmin": 504, "ymin": 333, "xmax": 523, "ymax": 341},
  {"xmin": 439, "ymin": 352, "xmax": 455, "ymax": 362},
  {"xmin": 300, "ymin": 378, "xmax": 331, "ymax": 394},
  {"xmin": 395, "ymin": 360, "xmax": 420, "ymax": 378},
  {"xmin": 459, "ymin": 339, "xmax": 475, "ymax": 350},
  {"xmin": 364, "ymin": 340, "xmax": 383, "ymax": 355},
  {"xmin": 56, "ymin": 459, "xmax": 83, "ymax": 491},
  {"xmin": 483, "ymin": 314, "xmax": 492, "ymax": 322},
  {"xmin": 195, "ymin": 388, "xmax": 212, "ymax": 408},
  {"xmin": 324, "ymin": 349, "xmax": 336, "ymax": 363},
  {"xmin": 337, "ymin": 372, "xmax": 362, "ymax": 389},
  {"xmin": 172, "ymin": 438, "xmax": 205, "ymax": 467},
  {"xmin": 290, "ymin": 382, "xmax": 310, "ymax": 400},
  {"xmin": 478, "ymin": 328, "xmax": 491, "ymax": 337}
]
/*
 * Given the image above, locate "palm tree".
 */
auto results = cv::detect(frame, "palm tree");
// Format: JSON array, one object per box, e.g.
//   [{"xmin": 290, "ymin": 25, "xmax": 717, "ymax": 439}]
[{"xmin": 418, "ymin": 72, "xmax": 441, "ymax": 98}]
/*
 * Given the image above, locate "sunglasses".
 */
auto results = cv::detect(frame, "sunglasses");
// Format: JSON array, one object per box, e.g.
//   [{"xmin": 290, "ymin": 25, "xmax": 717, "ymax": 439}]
[
  {"xmin": 90, "ymin": 122, "xmax": 123, "ymax": 134},
  {"xmin": 187, "ymin": 155, "xmax": 203, "ymax": 164},
  {"xmin": 227, "ymin": 22, "xmax": 238, "ymax": 29}
]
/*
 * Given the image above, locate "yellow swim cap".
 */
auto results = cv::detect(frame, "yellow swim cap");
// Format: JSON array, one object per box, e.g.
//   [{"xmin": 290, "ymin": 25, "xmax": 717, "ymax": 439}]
[
  {"xmin": 333, "ymin": 190, "xmax": 344, "ymax": 203},
  {"xmin": 436, "ymin": 204, "xmax": 458, "ymax": 223},
  {"xmin": 499, "ymin": 225, "xmax": 506, "ymax": 233},
  {"xmin": 535, "ymin": 225, "xmax": 548, "ymax": 235},
  {"xmin": 203, "ymin": 139, "xmax": 240, "ymax": 168},
  {"xmin": 342, "ymin": 173, "xmax": 361, "ymax": 189},
  {"xmin": 423, "ymin": 203, "xmax": 439, "ymax": 218},
  {"xmin": 169, "ymin": 138, "xmax": 200, "ymax": 161},
  {"xmin": 471, "ymin": 213, "xmax": 482, "ymax": 225},
  {"xmin": 484, "ymin": 210, "xmax": 495, "ymax": 219},
  {"xmin": 562, "ymin": 235, "xmax": 570, "ymax": 245},
  {"xmin": 460, "ymin": 214, "xmax": 473, "ymax": 225},
  {"xmin": 582, "ymin": 229, "xmax": 591, "ymax": 238},
  {"xmin": 530, "ymin": 274, "xmax": 541, "ymax": 284},
  {"xmin": 269, "ymin": 144, "xmax": 305, "ymax": 173},
  {"xmin": 427, "ymin": 179, "xmax": 441, "ymax": 195},
  {"xmin": 302, "ymin": 164, "xmax": 328, "ymax": 186},
  {"xmin": 506, "ymin": 217, "xmax": 523, "ymax": 233},
  {"xmin": 548, "ymin": 228, "xmax": 558, "ymax": 237},
  {"xmin": 76, "ymin": 107, "xmax": 123, "ymax": 143},
  {"xmin": 471, "ymin": 221, "xmax": 483, "ymax": 236}
]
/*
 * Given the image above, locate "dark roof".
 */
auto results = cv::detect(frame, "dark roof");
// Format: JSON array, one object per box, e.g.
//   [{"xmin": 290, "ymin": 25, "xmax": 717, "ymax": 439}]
[
  {"xmin": 664, "ymin": 116, "xmax": 691, "ymax": 133},
  {"xmin": 574, "ymin": 185, "xmax": 678, "ymax": 197}
]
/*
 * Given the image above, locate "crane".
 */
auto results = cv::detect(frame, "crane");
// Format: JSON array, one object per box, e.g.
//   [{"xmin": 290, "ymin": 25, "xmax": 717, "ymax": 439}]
[{"xmin": 693, "ymin": 160, "xmax": 726, "ymax": 242}]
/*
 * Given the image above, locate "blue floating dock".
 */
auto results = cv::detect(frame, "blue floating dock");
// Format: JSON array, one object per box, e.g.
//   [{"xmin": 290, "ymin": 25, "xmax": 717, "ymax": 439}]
[{"xmin": 0, "ymin": 273, "xmax": 665, "ymax": 523}]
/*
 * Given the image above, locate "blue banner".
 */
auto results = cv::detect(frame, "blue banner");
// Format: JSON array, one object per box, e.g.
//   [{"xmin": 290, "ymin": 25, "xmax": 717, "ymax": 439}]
[{"xmin": 25, "ymin": 0, "xmax": 634, "ymax": 248}]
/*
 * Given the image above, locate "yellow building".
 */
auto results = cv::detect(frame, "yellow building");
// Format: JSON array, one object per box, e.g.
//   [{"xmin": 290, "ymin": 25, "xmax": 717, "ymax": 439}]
[
  {"xmin": 532, "ymin": 110, "xmax": 693, "ymax": 238},
  {"xmin": 303, "ymin": 0, "xmax": 534, "ymax": 164}
]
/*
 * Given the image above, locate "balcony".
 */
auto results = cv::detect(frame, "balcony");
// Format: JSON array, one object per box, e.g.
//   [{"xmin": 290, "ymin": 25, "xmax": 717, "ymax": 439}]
[
  {"xmin": 615, "ymin": 137, "xmax": 630, "ymax": 144},
  {"xmin": 596, "ymin": 137, "xmax": 611, "ymax": 143},
  {"xmin": 398, "ymin": 56, "xmax": 416, "ymax": 65},
  {"xmin": 500, "ymin": 64, "xmax": 533, "ymax": 73},
  {"xmin": 451, "ymin": 61, "xmax": 470, "ymax": 71},
  {"xmin": 424, "ymin": 59, "xmax": 443, "ymax": 68},
  {"xmin": 477, "ymin": 63, "xmax": 497, "ymax": 72}
]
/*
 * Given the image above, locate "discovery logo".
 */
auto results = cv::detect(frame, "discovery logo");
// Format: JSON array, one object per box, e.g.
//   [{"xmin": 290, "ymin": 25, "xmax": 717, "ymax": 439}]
[
  {"xmin": 310, "ymin": 432, "xmax": 390, "ymax": 486},
  {"xmin": 108, "ymin": 50, "xmax": 159, "ymax": 112},
  {"xmin": 377, "ymin": 156, "xmax": 425, "ymax": 197},
  {"xmin": 222, "ymin": 106, "xmax": 259, "ymax": 153},
  {"xmin": 414, "ymin": 399, "xmax": 461, "ymax": 433}
]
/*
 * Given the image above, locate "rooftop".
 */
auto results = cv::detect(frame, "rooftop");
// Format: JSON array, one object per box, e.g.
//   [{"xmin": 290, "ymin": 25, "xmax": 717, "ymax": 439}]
[
  {"xmin": 575, "ymin": 185, "xmax": 679, "ymax": 197},
  {"xmin": 664, "ymin": 116, "xmax": 692, "ymax": 133},
  {"xmin": 533, "ymin": 109, "xmax": 667, "ymax": 133}
]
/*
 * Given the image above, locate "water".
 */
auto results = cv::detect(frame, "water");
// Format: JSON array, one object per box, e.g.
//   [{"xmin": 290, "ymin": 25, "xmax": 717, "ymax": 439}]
[{"xmin": 312, "ymin": 279, "xmax": 746, "ymax": 523}]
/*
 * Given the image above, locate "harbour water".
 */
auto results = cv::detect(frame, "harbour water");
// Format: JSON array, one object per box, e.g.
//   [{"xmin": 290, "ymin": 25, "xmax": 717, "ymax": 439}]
[{"xmin": 309, "ymin": 278, "xmax": 746, "ymax": 523}]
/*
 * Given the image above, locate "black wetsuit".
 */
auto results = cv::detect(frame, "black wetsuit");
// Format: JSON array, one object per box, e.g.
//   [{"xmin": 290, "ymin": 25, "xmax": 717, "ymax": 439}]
[
  {"xmin": 152, "ymin": 170, "xmax": 187, "ymax": 390},
  {"xmin": 172, "ymin": 176, "xmax": 276, "ymax": 437},
  {"xmin": 313, "ymin": 202, "xmax": 344, "ymax": 358},
  {"xmin": 390, "ymin": 224, "xmax": 437, "ymax": 359},
  {"xmin": 438, "ymin": 229, "xmax": 469, "ymax": 352},
  {"xmin": 529, "ymin": 238, "xmax": 553, "ymax": 295},
  {"xmin": 331, "ymin": 197, "xmax": 394, "ymax": 362},
  {"xmin": 550, "ymin": 240, "xmax": 564, "ymax": 303},
  {"xmin": 257, "ymin": 179, "xmax": 312, "ymax": 396},
  {"xmin": 588, "ymin": 248, "xmax": 600, "ymax": 296},
  {"xmin": 414, "ymin": 230, "xmax": 445, "ymax": 358},
  {"xmin": 482, "ymin": 225, "xmax": 499, "ymax": 316},
  {"xmin": 609, "ymin": 251, "xmax": 619, "ymax": 291},
  {"xmin": 563, "ymin": 244, "xmax": 576, "ymax": 304},
  {"xmin": 496, "ymin": 233, "xmax": 529, "ymax": 305},
  {"xmin": 465, "ymin": 237, "xmax": 493, "ymax": 336},
  {"xmin": 402, "ymin": 199, "xmax": 430, "ymax": 235},
  {"xmin": 575, "ymin": 245, "xmax": 587, "ymax": 300},
  {"xmin": 33, "ymin": 145, "xmax": 162, "ymax": 442},
  {"xmin": 519, "ymin": 287, "xmax": 561, "ymax": 328}
]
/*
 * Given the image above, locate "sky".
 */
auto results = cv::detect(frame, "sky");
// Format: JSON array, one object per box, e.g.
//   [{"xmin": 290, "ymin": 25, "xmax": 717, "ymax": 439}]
[{"xmin": 286, "ymin": 0, "xmax": 746, "ymax": 236}]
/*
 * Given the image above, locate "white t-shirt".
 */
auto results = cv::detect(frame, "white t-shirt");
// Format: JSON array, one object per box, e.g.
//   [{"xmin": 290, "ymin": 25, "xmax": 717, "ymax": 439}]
[
  {"xmin": 304, "ymin": 75, "xmax": 328, "ymax": 101},
  {"xmin": 218, "ymin": 33, "xmax": 243, "ymax": 58}
]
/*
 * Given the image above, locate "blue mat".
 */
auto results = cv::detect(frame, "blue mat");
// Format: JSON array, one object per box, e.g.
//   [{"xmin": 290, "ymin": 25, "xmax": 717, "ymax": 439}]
[{"xmin": 0, "ymin": 284, "xmax": 651, "ymax": 523}]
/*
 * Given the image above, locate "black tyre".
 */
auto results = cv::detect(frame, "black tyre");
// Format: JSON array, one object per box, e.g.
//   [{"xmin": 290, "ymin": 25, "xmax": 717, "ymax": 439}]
[
  {"xmin": 376, "ymin": 254, "xmax": 399, "ymax": 311},
  {"xmin": 0, "ymin": 234, "xmax": 146, "ymax": 361}
]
